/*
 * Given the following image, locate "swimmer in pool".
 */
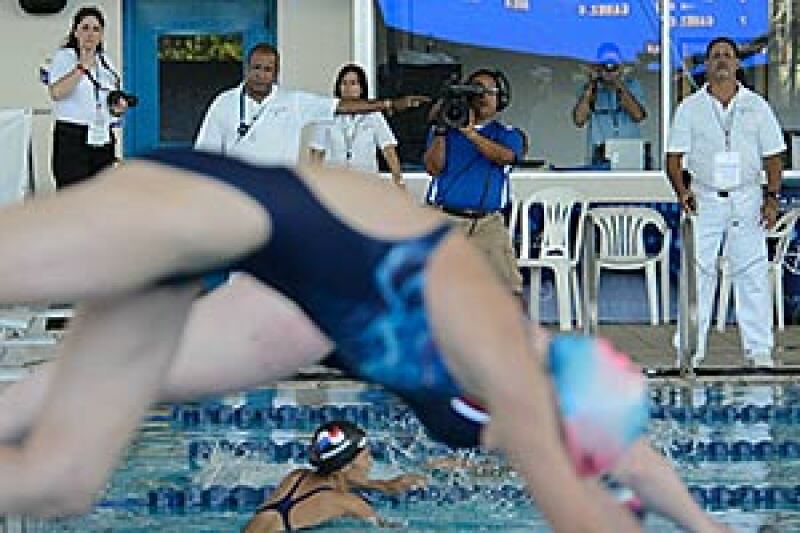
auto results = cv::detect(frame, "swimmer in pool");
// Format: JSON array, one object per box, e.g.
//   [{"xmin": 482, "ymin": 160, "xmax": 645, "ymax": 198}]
[{"xmin": 243, "ymin": 420, "xmax": 425, "ymax": 532}]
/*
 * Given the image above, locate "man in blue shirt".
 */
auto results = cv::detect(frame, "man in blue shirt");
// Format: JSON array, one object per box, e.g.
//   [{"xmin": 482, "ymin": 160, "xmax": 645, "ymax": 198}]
[
  {"xmin": 423, "ymin": 68, "xmax": 524, "ymax": 296},
  {"xmin": 572, "ymin": 43, "xmax": 647, "ymax": 165}
]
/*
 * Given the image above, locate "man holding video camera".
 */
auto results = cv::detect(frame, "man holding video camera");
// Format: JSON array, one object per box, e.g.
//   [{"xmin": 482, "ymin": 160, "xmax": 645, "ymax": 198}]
[
  {"xmin": 423, "ymin": 68, "xmax": 525, "ymax": 297},
  {"xmin": 572, "ymin": 42, "xmax": 646, "ymax": 165}
]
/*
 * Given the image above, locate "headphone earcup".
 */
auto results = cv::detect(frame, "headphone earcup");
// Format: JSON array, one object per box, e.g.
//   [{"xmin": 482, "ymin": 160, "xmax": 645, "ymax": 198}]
[{"xmin": 493, "ymin": 70, "xmax": 511, "ymax": 111}]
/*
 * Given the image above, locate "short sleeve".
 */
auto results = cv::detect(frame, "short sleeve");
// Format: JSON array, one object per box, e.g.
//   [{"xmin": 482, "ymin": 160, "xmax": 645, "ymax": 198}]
[
  {"xmin": 757, "ymin": 99, "xmax": 786, "ymax": 157},
  {"xmin": 372, "ymin": 113, "xmax": 397, "ymax": 149},
  {"xmin": 48, "ymin": 48, "xmax": 77, "ymax": 86},
  {"xmin": 307, "ymin": 122, "xmax": 329, "ymax": 152},
  {"xmin": 194, "ymin": 95, "xmax": 226, "ymax": 152},
  {"xmin": 667, "ymin": 100, "xmax": 692, "ymax": 154},
  {"xmin": 499, "ymin": 125, "xmax": 524, "ymax": 161}
]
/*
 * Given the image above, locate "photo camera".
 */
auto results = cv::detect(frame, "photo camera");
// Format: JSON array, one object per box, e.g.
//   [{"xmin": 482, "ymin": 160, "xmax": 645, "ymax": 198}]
[{"xmin": 108, "ymin": 89, "xmax": 139, "ymax": 109}]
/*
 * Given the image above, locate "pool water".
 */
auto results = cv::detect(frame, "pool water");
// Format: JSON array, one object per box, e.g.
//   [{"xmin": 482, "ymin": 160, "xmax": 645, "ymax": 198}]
[{"xmin": 24, "ymin": 383, "xmax": 800, "ymax": 532}]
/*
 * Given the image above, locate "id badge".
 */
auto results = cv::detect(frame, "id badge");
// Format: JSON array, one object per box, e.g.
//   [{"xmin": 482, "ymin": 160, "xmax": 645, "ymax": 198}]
[
  {"xmin": 87, "ymin": 110, "xmax": 110, "ymax": 147},
  {"xmin": 712, "ymin": 151, "xmax": 741, "ymax": 191}
]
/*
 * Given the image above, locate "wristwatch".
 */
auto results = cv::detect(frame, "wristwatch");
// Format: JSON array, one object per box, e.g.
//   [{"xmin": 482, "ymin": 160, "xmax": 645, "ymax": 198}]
[{"xmin": 764, "ymin": 190, "xmax": 782, "ymax": 202}]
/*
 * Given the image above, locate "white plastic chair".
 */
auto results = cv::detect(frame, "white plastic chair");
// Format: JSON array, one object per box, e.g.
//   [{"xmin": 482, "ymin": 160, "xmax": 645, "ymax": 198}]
[
  {"xmin": 716, "ymin": 208, "xmax": 800, "ymax": 332},
  {"xmin": 507, "ymin": 194, "xmax": 520, "ymax": 241},
  {"xmin": 587, "ymin": 207, "xmax": 671, "ymax": 325},
  {"xmin": 517, "ymin": 187, "xmax": 587, "ymax": 330}
]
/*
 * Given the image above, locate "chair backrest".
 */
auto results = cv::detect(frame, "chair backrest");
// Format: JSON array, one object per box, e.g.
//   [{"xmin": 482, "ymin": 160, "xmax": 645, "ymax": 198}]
[
  {"xmin": 0, "ymin": 109, "xmax": 32, "ymax": 207},
  {"xmin": 519, "ymin": 187, "xmax": 586, "ymax": 261},
  {"xmin": 588, "ymin": 206, "xmax": 668, "ymax": 260},
  {"xmin": 770, "ymin": 208, "xmax": 800, "ymax": 267},
  {"xmin": 508, "ymin": 194, "xmax": 519, "ymax": 240}
]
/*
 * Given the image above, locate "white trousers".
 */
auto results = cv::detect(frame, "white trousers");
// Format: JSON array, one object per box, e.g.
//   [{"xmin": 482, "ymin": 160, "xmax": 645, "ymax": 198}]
[{"xmin": 676, "ymin": 184, "xmax": 773, "ymax": 359}]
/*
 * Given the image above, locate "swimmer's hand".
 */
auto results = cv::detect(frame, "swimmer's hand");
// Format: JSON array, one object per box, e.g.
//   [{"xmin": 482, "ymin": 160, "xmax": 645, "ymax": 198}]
[{"xmin": 386, "ymin": 473, "xmax": 427, "ymax": 494}]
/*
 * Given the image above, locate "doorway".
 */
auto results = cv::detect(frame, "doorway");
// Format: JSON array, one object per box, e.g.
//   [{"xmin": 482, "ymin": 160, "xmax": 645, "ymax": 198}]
[{"xmin": 123, "ymin": 0, "xmax": 276, "ymax": 155}]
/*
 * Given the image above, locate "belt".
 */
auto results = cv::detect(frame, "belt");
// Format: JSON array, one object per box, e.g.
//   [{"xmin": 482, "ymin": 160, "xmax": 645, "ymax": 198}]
[{"xmin": 439, "ymin": 206, "xmax": 497, "ymax": 219}]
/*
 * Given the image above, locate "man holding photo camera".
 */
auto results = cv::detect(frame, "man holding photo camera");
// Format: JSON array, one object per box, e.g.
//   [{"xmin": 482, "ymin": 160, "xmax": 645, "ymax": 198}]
[
  {"xmin": 572, "ymin": 42, "xmax": 646, "ymax": 165},
  {"xmin": 423, "ymin": 68, "xmax": 525, "ymax": 298}
]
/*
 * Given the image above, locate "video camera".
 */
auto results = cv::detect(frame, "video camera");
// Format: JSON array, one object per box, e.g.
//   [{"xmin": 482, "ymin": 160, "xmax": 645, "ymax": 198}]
[
  {"xmin": 108, "ymin": 89, "xmax": 139, "ymax": 109},
  {"xmin": 435, "ymin": 81, "xmax": 488, "ymax": 129}
]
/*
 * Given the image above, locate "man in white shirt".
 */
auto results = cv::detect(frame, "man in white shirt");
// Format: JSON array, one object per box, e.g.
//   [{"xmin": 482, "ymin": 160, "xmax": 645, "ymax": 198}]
[
  {"xmin": 195, "ymin": 43, "xmax": 427, "ymax": 167},
  {"xmin": 667, "ymin": 36, "xmax": 786, "ymax": 368}
]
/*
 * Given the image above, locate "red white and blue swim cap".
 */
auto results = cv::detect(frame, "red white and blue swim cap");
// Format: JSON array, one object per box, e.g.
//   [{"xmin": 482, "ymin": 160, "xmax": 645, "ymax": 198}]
[{"xmin": 309, "ymin": 420, "xmax": 367, "ymax": 475}]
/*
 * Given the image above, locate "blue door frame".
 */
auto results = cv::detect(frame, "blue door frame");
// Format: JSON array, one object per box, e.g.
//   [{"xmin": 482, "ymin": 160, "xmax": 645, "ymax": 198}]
[{"xmin": 122, "ymin": 0, "xmax": 276, "ymax": 156}]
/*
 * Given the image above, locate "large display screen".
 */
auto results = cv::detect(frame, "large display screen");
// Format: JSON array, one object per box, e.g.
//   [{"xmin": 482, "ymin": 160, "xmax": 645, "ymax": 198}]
[{"xmin": 377, "ymin": 0, "xmax": 768, "ymax": 68}]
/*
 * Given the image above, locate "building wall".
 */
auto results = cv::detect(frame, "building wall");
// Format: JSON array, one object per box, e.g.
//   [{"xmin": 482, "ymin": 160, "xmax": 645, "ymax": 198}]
[
  {"xmin": 0, "ymin": 0, "xmax": 352, "ymax": 191},
  {"xmin": 278, "ymin": 0, "xmax": 351, "ymax": 93}
]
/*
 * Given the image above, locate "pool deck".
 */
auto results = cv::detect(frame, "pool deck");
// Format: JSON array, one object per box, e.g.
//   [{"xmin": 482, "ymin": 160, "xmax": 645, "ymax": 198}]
[{"xmin": 3, "ymin": 323, "xmax": 800, "ymax": 386}]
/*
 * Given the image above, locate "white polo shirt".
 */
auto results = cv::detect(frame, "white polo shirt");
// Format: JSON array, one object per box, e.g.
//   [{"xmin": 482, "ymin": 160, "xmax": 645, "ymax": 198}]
[
  {"xmin": 49, "ymin": 48, "xmax": 119, "ymax": 126},
  {"xmin": 195, "ymin": 84, "xmax": 338, "ymax": 166},
  {"xmin": 667, "ymin": 83, "xmax": 785, "ymax": 189},
  {"xmin": 307, "ymin": 112, "xmax": 397, "ymax": 173}
]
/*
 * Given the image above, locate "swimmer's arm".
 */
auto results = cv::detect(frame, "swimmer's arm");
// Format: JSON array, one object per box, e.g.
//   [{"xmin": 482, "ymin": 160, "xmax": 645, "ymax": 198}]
[{"xmin": 357, "ymin": 473, "xmax": 427, "ymax": 495}]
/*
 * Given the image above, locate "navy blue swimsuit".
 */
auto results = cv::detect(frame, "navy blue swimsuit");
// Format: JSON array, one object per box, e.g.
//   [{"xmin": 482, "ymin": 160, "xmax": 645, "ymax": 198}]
[
  {"xmin": 254, "ymin": 471, "xmax": 333, "ymax": 531},
  {"xmin": 142, "ymin": 150, "xmax": 482, "ymax": 448}
]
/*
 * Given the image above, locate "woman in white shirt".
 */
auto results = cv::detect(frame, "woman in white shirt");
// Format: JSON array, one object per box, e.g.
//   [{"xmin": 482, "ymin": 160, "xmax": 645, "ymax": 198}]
[
  {"xmin": 48, "ymin": 6, "xmax": 129, "ymax": 188},
  {"xmin": 309, "ymin": 64, "xmax": 405, "ymax": 188}
]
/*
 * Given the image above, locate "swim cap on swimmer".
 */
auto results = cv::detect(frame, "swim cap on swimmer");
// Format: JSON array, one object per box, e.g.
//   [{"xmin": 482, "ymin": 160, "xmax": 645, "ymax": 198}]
[
  {"xmin": 309, "ymin": 420, "xmax": 367, "ymax": 475},
  {"xmin": 547, "ymin": 335, "xmax": 649, "ymax": 477}
]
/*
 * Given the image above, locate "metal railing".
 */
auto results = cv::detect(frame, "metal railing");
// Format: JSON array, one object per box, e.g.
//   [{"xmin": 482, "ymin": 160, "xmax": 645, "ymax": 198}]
[
  {"xmin": 583, "ymin": 211, "xmax": 699, "ymax": 374},
  {"xmin": 677, "ymin": 214, "xmax": 699, "ymax": 376}
]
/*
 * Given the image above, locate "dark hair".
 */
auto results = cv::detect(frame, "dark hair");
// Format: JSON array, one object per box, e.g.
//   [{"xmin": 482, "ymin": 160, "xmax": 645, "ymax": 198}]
[
  {"xmin": 333, "ymin": 64, "xmax": 369, "ymax": 99},
  {"xmin": 309, "ymin": 420, "xmax": 367, "ymax": 475},
  {"xmin": 705, "ymin": 37, "xmax": 739, "ymax": 59},
  {"xmin": 64, "ymin": 6, "xmax": 105, "ymax": 53},
  {"xmin": 466, "ymin": 68, "xmax": 511, "ymax": 112},
  {"xmin": 247, "ymin": 42, "xmax": 279, "ymax": 65}
]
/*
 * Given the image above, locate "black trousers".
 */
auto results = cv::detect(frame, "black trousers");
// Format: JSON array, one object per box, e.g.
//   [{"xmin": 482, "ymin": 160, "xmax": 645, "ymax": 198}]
[{"xmin": 52, "ymin": 121, "xmax": 116, "ymax": 188}]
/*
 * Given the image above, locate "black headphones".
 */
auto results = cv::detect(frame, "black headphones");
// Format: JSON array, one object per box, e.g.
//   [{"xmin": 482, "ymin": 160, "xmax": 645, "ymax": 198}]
[{"xmin": 467, "ymin": 69, "xmax": 511, "ymax": 112}]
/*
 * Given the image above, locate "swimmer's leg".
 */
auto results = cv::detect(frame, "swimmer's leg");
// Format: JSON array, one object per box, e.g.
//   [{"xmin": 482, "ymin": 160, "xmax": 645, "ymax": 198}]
[
  {"xmin": 424, "ymin": 232, "xmax": 639, "ymax": 533},
  {"xmin": 158, "ymin": 275, "xmax": 334, "ymax": 401},
  {"xmin": 0, "ymin": 283, "xmax": 198, "ymax": 517},
  {"xmin": 0, "ymin": 161, "xmax": 267, "ymax": 304},
  {"xmin": 611, "ymin": 439, "xmax": 730, "ymax": 532},
  {"xmin": 0, "ymin": 276, "xmax": 333, "ymax": 443}
]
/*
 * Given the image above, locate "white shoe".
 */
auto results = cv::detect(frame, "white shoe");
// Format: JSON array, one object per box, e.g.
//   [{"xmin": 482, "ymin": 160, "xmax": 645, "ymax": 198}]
[{"xmin": 748, "ymin": 353, "xmax": 774, "ymax": 369}]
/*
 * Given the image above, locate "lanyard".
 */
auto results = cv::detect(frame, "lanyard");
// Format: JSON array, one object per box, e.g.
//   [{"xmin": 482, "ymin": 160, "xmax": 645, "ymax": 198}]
[
  {"xmin": 708, "ymin": 92, "xmax": 737, "ymax": 152},
  {"xmin": 237, "ymin": 88, "xmax": 269, "ymax": 140},
  {"xmin": 341, "ymin": 115, "xmax": 365, "ymax": 161}
]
